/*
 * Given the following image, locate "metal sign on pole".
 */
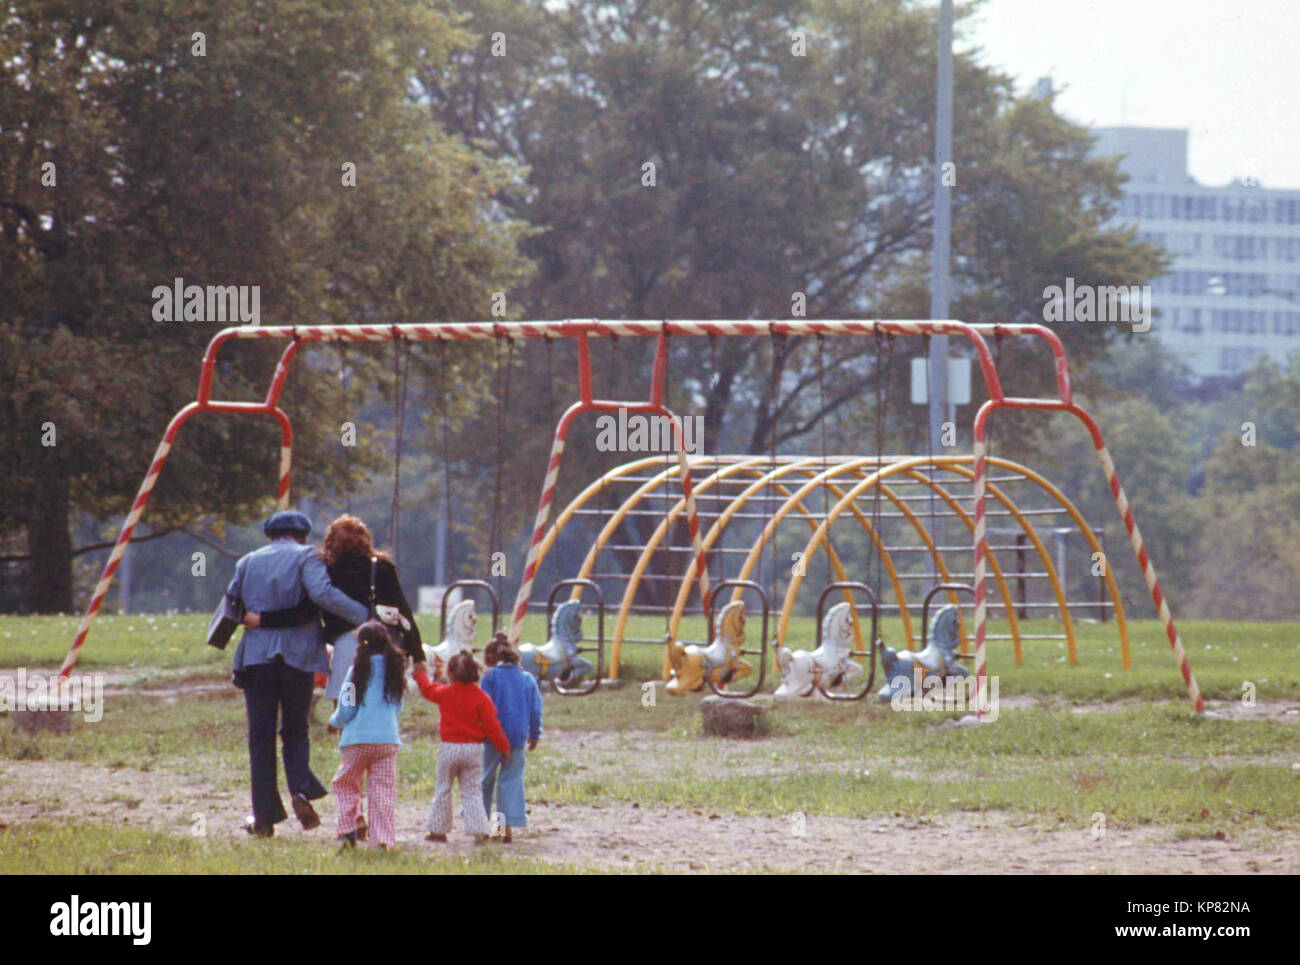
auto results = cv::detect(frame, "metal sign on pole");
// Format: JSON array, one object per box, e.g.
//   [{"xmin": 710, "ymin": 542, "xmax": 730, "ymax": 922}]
[{"xmin": 911, "ymin": 356, "xmax": 971, "ymax": 405}]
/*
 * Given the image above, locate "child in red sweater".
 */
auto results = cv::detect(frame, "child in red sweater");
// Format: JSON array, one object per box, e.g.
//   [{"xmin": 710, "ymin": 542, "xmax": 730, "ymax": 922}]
[{"xmin": 414, "ymin": 651, "xmax": 510, "ymax": 843}]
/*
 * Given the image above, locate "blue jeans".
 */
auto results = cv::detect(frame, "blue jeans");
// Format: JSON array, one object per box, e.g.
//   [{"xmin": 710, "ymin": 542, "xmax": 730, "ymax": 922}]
[{"xmin": 481, "ymin": 744, "xmax": 527, "ymax": 828}]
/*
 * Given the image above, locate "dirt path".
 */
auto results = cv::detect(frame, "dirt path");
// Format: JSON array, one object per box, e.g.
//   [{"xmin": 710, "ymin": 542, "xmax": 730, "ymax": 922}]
[
  {"xmin": 4, "ymin": 671, "xmax": 1297, "ymax": 873},
  {"xmin": 1, "ymin": 756, "xmax": 1295, "ymax": 874}
]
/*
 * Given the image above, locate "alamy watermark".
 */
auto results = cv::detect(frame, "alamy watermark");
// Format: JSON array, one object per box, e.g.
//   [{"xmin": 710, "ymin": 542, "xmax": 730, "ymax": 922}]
[
  {"xmin": 1042, "ymin": 277, "xmax": 1150, "ymax": 333},
  {"xmin": 49, "ymin": 895, "xmax": 151, "ymax": 945},
  {"xmin": 595, "ymin": 407, "xmax": 704, "ymax": 455},
  {"xmin": 152, "ymin": 277, "xmax": 260, "ymax": 324},
  {"xmin": 889, "ymin": 671, "xmax": 999, "ymax": 721},
  {"xmin": 0, "ymin": 669, "xmax": 104, "ymax": 722}
]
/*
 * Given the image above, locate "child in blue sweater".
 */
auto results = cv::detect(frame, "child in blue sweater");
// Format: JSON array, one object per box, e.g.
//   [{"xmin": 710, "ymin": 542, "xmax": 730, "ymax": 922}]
[
  {"xmin": 480, "ymin": 632, "xmax": 543, "ymax": 842},
  {"xmin": 329, "ymin": 620, "xmax": 407, "ymax": 850}
]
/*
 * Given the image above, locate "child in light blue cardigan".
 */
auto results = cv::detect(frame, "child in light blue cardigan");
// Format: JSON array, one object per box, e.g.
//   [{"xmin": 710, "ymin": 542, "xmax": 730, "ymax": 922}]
[
  {"xmin": 480, "ymin": 632, "xmax": 543, "ymax": 842},
  {"xmin": 329, "ymin": 621, "xmax": 407, "ymax": 850}
]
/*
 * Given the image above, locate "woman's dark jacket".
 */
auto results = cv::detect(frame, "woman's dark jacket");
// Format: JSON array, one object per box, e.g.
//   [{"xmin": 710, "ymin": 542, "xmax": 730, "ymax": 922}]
[{"xmin": 257, "ymin": 553, "xmax": 423, "ymax": 661}]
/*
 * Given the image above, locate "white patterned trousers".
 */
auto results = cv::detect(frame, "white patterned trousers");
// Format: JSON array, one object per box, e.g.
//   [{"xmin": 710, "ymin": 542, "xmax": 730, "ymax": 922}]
[{"xmin": 426, "ymin": 741, "xmax": 489, "ymax": 835}]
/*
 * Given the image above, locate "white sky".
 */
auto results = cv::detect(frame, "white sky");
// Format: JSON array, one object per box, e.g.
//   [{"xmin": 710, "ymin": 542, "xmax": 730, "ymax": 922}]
[{"xmin": 962, "ymin": 0, "xmax": 1300, "ymax": 189}]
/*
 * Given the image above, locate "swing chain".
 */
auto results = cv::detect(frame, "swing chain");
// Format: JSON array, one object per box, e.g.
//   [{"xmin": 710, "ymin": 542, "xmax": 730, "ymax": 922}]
[
  {"xmin": 922, "ymin": 332, "xmax": 939, "ymax": 594},
  {"xmin": 816, "ymin": 333, "xmax": 832, "ymax": 584},
  {"xmin": 544, "ymin": 335, "xmax": 555, "ymax": 423},
  {"xmin": 662, "ymin": 330, "xmax": 674, "ymax": 630},
  {"xmin": 338, "ymin": 342, "xmax": 354, "ymax": 515},
  {"xmin": 437, "ymin": 339, "xmax": 454, "ymax": 576},
  {"xmin": 490, "ymin": 333, "xmax": 515, "ymax": 597},
  {"xmin": 766, "ymin": 332, "xmax": 784, "ymax": 613},
  {"xmin": 389, "ymin": 327, "xmax": 411, "ymax": 562},
  {"xmin": 871, "ymin": 333, "xmax": 893, "ymax": 606},
  {"xmin": 988, "ymin": 330, "xmax": 1005, "ymax": 457}
]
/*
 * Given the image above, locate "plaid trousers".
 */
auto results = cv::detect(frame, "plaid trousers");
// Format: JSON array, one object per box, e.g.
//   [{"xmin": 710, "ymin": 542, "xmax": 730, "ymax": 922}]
[
  {"xmin": 427, "ymin": 741, "xmax": 489, "ymax": 836},
  {"xmin": 332, "ymin": 743, "xmax": 398, "ymax": 847}
]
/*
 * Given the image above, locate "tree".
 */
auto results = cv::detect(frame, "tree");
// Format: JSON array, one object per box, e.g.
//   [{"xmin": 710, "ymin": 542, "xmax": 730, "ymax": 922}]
[
  {"xmin": 423, "ymin": 0, "xmax": 1167, "ymax": 487},
  {"xmin": 1188, "ymin": 356, "xmax": 1300, "ymax": 619},
  {"xmin": 1039, "ymin": 395, "xmax": 1203, "ymax": 615},
  {"xmin": 0, "ymin": 0, "xmax": 531, "ymax": 611}
]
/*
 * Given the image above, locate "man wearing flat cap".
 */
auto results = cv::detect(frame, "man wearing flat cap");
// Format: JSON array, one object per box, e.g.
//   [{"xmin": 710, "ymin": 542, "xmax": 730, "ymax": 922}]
[{"xmin": 227, "ymin": 509, "xmax": 369, "ymax": 836}]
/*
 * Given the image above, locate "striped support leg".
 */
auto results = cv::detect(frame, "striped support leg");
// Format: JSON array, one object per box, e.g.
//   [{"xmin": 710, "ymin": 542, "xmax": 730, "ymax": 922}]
[
  {"xmin": 1095, "ymin": 444, "xmax": 1204, "ymax": 713},
  {"xmin": 971, "ymin": 438, "xmax": 989, "ymax": 717},
  {"xmin": 277, "ymin": 444, "xmax": 291, "ymax": 510},
  {"xmin": 508, "ymin": 433, "xmax": 566, "ymax": 646},
  {"xmin": 59, "ymin": 437, "xmax": 174, "ymax": 679}
]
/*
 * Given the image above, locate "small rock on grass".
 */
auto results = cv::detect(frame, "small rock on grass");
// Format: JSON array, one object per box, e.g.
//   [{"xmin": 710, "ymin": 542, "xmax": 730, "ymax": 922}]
[{"xmin": 699, "ymin": 694, "xmax": 772, "ymax": 738}]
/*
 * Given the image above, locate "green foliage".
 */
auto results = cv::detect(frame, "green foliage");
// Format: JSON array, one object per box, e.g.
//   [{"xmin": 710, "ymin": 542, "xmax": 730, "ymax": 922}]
[
  {"xmin": 1035, "ymin": 347, "xmax": 1300, "ymax": 620},
  {"xmin": 1039, "ymin": 396, "xmax": 1203, "ymax": 610},
  {"xmin": 421, "ymin": 0, "xmax": 1168, "ymax": 525},
  {"xmin": 0, "ymin": 0, "xmax": 531, "ymax": 609},
  {"xmin": 1191, "ymin": 434, "xmax": 1300, "ymax": 620}
]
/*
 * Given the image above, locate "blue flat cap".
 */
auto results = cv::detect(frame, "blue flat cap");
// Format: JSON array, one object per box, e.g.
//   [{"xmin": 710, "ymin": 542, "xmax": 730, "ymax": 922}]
[{"xmin": 264, "ymin": 510, "xmax": 312, "ymax": 537}]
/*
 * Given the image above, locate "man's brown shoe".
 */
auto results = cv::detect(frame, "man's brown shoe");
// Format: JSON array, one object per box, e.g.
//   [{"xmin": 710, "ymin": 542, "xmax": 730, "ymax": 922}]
[{"xmin": 292, "ymin": 793, "xmax": 321, "ymax": 830}]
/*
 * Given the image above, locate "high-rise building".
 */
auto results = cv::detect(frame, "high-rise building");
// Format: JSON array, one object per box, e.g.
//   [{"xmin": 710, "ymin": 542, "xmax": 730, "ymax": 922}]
[{"xmin": 1093, "ymin": 125, "xmax": 1300, "ymax": 379}]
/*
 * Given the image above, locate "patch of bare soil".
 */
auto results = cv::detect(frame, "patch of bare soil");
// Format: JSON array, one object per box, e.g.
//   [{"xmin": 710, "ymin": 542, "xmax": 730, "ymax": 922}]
[
  {"xmin": 1, "ymin": 757, "xmax": 1295, "ymax": 874},
  {"xmin": 0, "ymin": 668, "xmax": 228, "ymax": 703},
  {"xmin": 996, "ymin": 694, "xmax": 1300, "ymax": 721}
]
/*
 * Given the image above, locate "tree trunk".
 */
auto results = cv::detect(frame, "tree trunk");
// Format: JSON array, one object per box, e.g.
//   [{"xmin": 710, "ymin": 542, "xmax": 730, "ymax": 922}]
[{"xmin": 28, "ymin": 474, "xmax": 74, "ymax": 613}]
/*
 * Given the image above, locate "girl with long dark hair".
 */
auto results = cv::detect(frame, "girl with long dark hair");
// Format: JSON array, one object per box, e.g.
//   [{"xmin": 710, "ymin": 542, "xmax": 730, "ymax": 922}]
[{"xmin": 328, "ymin": 620, "xmax": 408, "ymax": 850}]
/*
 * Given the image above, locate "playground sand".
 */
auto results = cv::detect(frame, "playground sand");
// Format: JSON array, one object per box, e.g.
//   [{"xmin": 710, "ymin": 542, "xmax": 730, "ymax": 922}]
[{"xmin": 1, "ymin": 751, "xmax": 1295, "ymax": 874}]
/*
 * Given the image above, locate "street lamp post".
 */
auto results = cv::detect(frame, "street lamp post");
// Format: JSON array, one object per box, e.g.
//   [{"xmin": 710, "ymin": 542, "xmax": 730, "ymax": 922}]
[{"xmin": 926, "ymin": 0, "xmax": 954, "ymax": 585}]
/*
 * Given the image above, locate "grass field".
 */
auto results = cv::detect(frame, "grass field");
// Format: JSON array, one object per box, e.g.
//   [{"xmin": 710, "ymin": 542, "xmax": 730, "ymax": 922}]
[{"xmin": 1, "ymin": 612, "xmax": 1298, "ymax": 874}]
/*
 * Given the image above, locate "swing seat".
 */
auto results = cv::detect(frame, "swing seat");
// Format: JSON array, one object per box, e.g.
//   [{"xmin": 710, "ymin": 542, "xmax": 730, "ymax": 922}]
[
  {"xmin": 520, "ymin": 600, "xmax": 592, "ymax": 685},
  {"xmin": 877, "ymin": 604, "xmax": 967, "ymax": 703},
  {"xmin": 424, "ymin": 598, "xmax": 478, "ymax": 680},
  {"xmin": 773, "ymin": 601, "xmax": 865, "ymax": 700},
  {"xmin": 665, "ymin": 600, "xmax": 752, "ymax": 696}
]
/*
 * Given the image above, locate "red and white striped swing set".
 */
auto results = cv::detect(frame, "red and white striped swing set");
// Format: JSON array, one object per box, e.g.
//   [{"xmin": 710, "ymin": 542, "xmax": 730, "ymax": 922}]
[{"xmin": 57, "ymin": 319, "xmax": 1205, "ymax": 717}]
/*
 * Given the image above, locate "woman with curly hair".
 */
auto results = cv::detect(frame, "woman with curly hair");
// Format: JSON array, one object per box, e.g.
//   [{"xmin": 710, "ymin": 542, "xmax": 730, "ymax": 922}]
[{"xmin": 248, "ymin": 514, "xmax": 425, "ymax": 700}]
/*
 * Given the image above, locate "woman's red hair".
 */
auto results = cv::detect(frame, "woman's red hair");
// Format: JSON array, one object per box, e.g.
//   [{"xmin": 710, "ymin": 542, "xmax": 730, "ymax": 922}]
[{"xmin": 323, "ymin": 515, "xmax": 392, "ymax": 568}]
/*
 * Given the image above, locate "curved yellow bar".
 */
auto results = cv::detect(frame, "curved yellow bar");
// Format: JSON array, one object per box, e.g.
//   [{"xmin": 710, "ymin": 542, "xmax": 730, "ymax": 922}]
[
  {"xmin": 584, "ymin": 457, "xmax": 770, "ymax": 678},
  {"xmin": 773, "ymin": 459, "xmax": 1022, "ymax": 658},
  {"xmin": 725, "ymin": 459, "xmax": 915, "ymax": 641},
  {"xmin": 612, "ymin": 461, "xmax": 868, "ymax": 679},
  {"xmin": 530, "ymin": 453, "xmax": 683, "ymax": 585},
  {"xmin": 675, "ymin": 464, "xmax": 969, "ymax": 655},
  {"xmin": 664, "ymin": 461, "xmax": 915, "ymax": 643},
  {"xmin": 537, "ymin": 452, "xmax": 1129, "ymax": 681},
  {"xmin": 894, "ymin": 466, "xmax": 1041, "ymax": 663},
  {"xmin": 968, "ymin": 457, "xmax": 1130, "ymax": 669},
  {"xmin": 660, "ymin": 463, "xmax": 917, "ymax": 667}
]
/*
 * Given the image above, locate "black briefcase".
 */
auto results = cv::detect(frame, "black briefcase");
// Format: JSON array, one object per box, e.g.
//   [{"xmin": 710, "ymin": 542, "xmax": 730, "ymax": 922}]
[{"xmin": 206, "ymin": 593, "xmax": 243, "ymax": 650}]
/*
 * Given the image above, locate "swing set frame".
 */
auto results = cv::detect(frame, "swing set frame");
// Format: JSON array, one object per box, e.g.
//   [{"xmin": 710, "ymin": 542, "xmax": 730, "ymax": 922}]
[{"xmin": 57, "ymin": 319, "xmax": 1206, "ymax": 716}]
